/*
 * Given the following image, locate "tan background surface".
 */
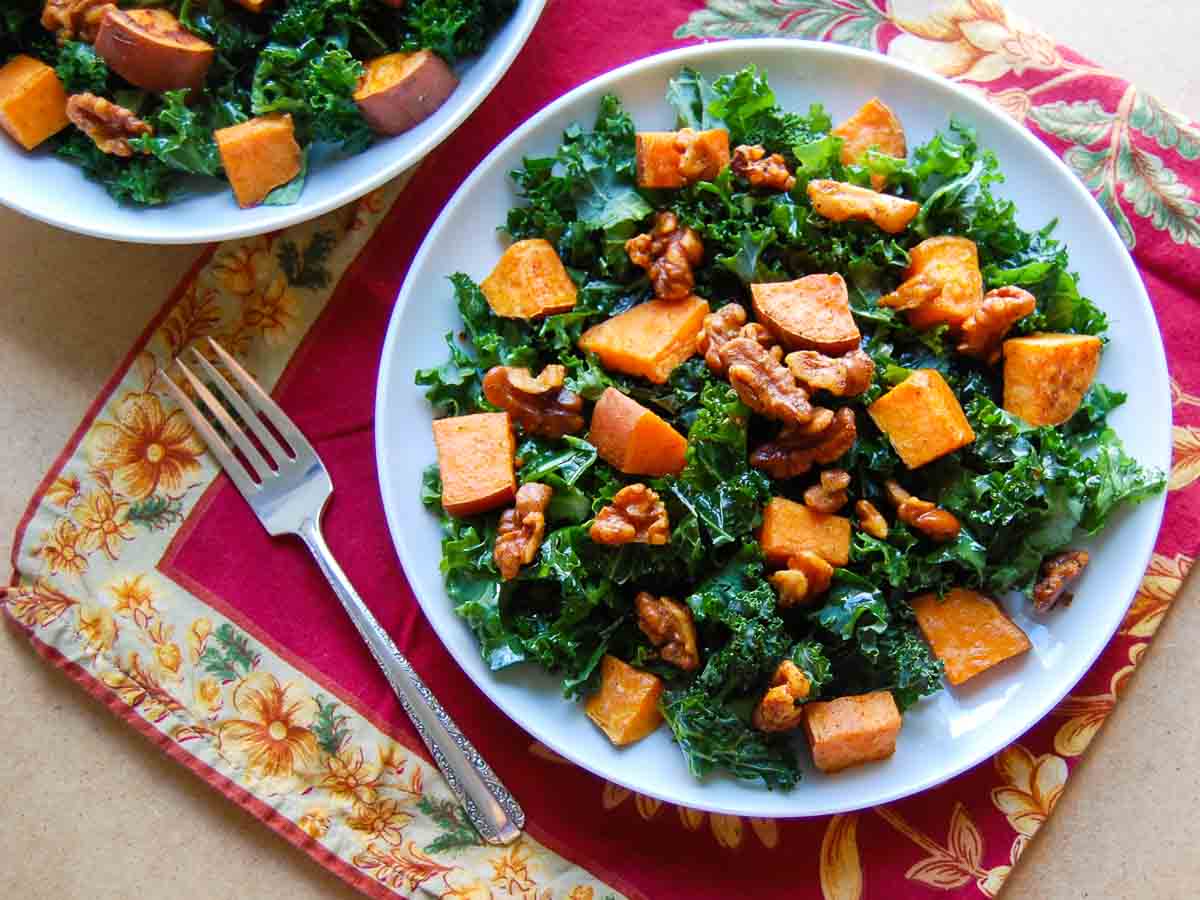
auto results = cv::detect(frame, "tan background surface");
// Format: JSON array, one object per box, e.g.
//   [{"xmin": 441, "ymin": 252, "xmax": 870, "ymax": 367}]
[{"xmin": 2, "ymin": 4, "xmax": 1199, "ymax": 898}]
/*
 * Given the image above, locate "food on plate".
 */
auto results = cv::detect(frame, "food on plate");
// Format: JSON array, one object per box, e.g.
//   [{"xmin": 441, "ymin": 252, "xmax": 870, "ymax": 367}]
[
  {"xmin": 806, "ymin": 179, "xmax": 919, "ymax": 234},
  {"xmin": 416, "ymin": 65, "xmax": 1164, "ymax": 789},
  {"xmin": 0, "ymin": 0, "xmax": 516, "ymax": 207},
  {"xmin": 214, "ymin": 114, "xmax": 302, "ymax": 208}
]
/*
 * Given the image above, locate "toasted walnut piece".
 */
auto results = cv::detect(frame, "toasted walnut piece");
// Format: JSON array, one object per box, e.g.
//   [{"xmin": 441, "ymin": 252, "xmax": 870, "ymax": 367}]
[
  {"xmin": 625, "ymin": 210, "xmax": 704, "ymax": 301},
  {"xmin": 1033, "ymin": 550, "xmax": 1089, "ymax": 612},
  {"xmin": 855, "ymin": 499, "xmax": 889, "ymax": 539},
  {"xmin": 720, "ymin": 337, "xmax": 814, "ymax": 425},
  {"xmin": 804, "ymin": 468, "xmax": 851, "ymax": 513},
  {"xmin": 590, "ymin": 484, "xmax": 670, "ymax": 546},
  {"xmin": 42, "ymin": 0, "xmax": 114, "ymax": 43},
  {"xmin": 66, "ymin": 93, "xmax": 152, "ymax": 157},
  {"xmin": 884, "ymin": 479, "xmax": 961, "ymax": 542},
  {"xmin": 636, "ymin": 592, "xmax": 700, "ymax": 671},
  {"xmin": 751, "ymin": 406, "xmax": 857, "ymax": 480},
  {"xmin": 482, "ymin": 365, "xmax": 584, "ymax": 439},
  {"xmin": 752, "ymin": 660, "xmax": 811, "ymax": 732},
  {"xmin": 958, "ymin": 286, "xmax": 1038, "ymax": 364},
  {"xmin": 732, "ymin": 143, "xmax": 796, "ymax": 191},
  {"xmin": 769, "ymin": 569, "xmax": 810, "ymax": 607},
  {"xmin": 697, "ymin": 304, "xmax": 776, "ymax": 374},
  {"xmin": 493, "ymin": 483, "xmax": 553, "ymax": 580},
  {"xmin": 768, "ymin": 551, "xmax": 834, "ymax": 607},
  {"xmin": 786, "ymin": 348, "xmax": 875, "ymax": 398}
]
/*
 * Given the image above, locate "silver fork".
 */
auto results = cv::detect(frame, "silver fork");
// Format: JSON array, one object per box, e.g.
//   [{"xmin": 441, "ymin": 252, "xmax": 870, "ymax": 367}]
[{"xmin": 160, "ymin": 338, "xmax": 523, "ymax": 846}]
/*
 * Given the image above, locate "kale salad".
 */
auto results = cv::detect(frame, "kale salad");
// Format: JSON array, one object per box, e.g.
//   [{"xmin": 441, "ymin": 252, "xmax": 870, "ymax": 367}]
[
  {"xmin": 417, "ymin": 65, "xmax": 1164, "ymax": 789},
  {"xmin": 0, "ymin": 0, "xmax": 515, "ymax": 207}
]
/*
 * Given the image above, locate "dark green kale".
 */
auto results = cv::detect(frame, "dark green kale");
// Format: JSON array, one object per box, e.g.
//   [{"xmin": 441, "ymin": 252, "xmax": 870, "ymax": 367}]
[
  {"xmin": 57, "ymin": 131, "xmax": 177, "ymax": 206},
  {"xmin": 401, "ymin": 0, "xmax": 518, "ymax": 64},
  {"xmin": 55, "ymin": 42, "xmax": 110, "ymax": 95}
]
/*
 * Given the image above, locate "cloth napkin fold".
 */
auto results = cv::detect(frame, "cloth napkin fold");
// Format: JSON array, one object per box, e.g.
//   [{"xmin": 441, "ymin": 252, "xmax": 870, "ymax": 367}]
[{"xmin": 7, "ymin": 1, "xmax": 1200, "ymax": 898}]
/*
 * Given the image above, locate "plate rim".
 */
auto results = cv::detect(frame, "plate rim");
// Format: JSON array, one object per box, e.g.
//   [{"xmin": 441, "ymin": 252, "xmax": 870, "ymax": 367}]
[{"xmin": 374, "ymin": 37, "xmax": 1170, "ymax": 818}]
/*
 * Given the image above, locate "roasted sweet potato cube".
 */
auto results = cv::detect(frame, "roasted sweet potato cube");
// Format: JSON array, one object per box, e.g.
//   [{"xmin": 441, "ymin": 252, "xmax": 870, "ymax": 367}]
[
  {"xmin": 431, "ymin": 412, "xmax": 516, "ymax": 517},
  {"xmin": 804, "ymin": 691, "xmax": 902, "ymax": 773},
  {"xmin": 760, "ymin": 497, "xmax": 851, "ymax": 567},
  {"xmin": 232, "ymin": 0, "xmax": 273, "ymax": 12},
  {"xmin": 832, "ymin": 97, "xmax": 907, "ymax": 190},
  {"xmin": 636, "ymin": 129, "xmax": 730, "ymax": 188},
  {"xmin": 0, "ymin": 56, "xmax": 69, "ymax": 151},
  {"xmin": 95, "ymin": 8, "xmax": 214, "ymax": 93},
  {"xmin": 868, "ymin": 369, "xmax": 975, "ymax": 469},
  {"xmin": 578, "ymin": 296, "xmax": 709, "ymax": 383},
  {"xmin": 354, "ymin": 50, "xmax": 459, "ymax": 135},
  {"xmin": 585, "ymin": 655, "xmax": 664, "ymax": 746},
  {"xmin": 215, "ymin": 114, "xmax": 303, "ymax": 209},
  {"xmin": 751, "ymin": 273, "xmax": 860, "ymax": 353},
  {"xmin": 480, "ymin": 239, "xmax": 577, "ymax": 320},
  {"xmin": 912, "ymin": 588, "xmax": 1030, "ymax": 686},
  {"xmin": 1003, "ymin": 333, "xmax": 1103, "ymax": 426},
  {"xmin": 881, "ymin": 236, "xmax": 984, "ymax": 332},
  {"xmin": 588, "ymin": 387, "xmax": 688, "ymax": 477},
  {"xmin": 807, "ymin": 179, "xmax": 919, "ymax": 234}
]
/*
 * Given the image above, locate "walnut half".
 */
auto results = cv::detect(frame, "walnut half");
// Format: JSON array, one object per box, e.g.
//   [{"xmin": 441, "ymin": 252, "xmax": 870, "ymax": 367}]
[
  {"xmin": 786, "ymin": 348, "xmax": 875, "ymax": 398},
  {"xmin": 804, "ymin": 468, "xmax": 851, "ymax": 513},
  {"xmin": 697, "ymin": 303, "xmax": 774, "ymax": 375},
  {"xmin": 625, "ymin": 210, "xmax": 704, "ymax": 301},
  {"xmin": 855, "ymin": 499, "xmax": 889, "ymax": 539},
  {"xmin": 482, "ymin": 364, "xmax": 584, "ymax": 438},
  {"xmin": 636, "ymin": 592, "xmax": 699, "ymax": 671},
  {"xmin": 590, "ymin": 484, "xmax": 670, "ymax": 545},
  {"xmin": 42, "ymin": 0, "xmax": 114, "ymax": 44},
  {"xmin": 884, "ymin": 480, "xmax": 960, "ymax": 542},
  {"xmin": 66, "ymin": 93, "xmax": 152, "ymax": 157},
  {"xmin": 494, "ymin": 483, "xmax": 553, "ymax": 580},
  {"xmin": 1033, "ymin": 550, "xmax": 1089, "ymax": 612},
  {"xmin": 732, "ymin": 144, "xmax": 796, "ymax": 191},
  {"xmin": 720, "ymin": 336, "xmax": 814, "ymax": 425},
  {"xmin": 751, "ymin": 406, "xmax": 857, "ymax": 479},
  {"xmin": 752, "ymin": 660, "xmax": 811, "ymax": 732},
  {"xmin": 768, "ymin": 550, "xmax": 834, "ymax": 608},
  {"xmin": 958, "ymin": 286, "xmax": 1037, "ymax": 364}
]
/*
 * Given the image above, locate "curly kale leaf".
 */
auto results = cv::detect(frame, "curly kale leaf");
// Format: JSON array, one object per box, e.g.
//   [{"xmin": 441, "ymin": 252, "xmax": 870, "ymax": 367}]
[
  {"xmin": 401, "ymin": 0, "xmax": 518, "ymax": 64},
  {"xmin": 57, "ymin": 131, "xmax": 178, "ymax": 206},
  {"xmin": 708, "ymin": 64, "xmax": 831, "ymax": 152},
  {"xmin": 55, "ymin": 41, "xmax": 109, "ymax": 94},
  {"xmin": 131, "ymin": 90, "xmax": 225, "ymax": 177}
]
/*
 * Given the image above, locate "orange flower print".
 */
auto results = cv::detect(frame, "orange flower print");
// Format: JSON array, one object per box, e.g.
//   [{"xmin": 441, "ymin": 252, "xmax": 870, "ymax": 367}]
[
  {"xmin": 195, "ymin": 676, "xmax": 224, "ymax": 718},
  {"xmin": 36, "ymin": 518, "xmax": 88, "ymax": 576},
  {"xmin": 1052, "ymin": 643, "xmax": 1144, "ymax": 756},
  {"xmin": 1170, "ymin": 425, "xmax": 1200, "ymax": 491},
  {"xmin": 889, "ymin": 0, "xmax": 1061, "ymax": 82},
  {"xmin": 212, "ymin": 238, "xmax": 274, "ymax": 298},
  {"xmin": 216, "ymin": 672, "xmax": 320, "ymax": 785},
  {"xmin": 110, "ymin": 575, "xmax": 155, "ymax": 618},
  {"xmin": 155, "ymin": 640, "xmax": 183, "ymax": 675},
  {"xmin": 321, "ymin": 748, "xmax": 382, "ymax": 805},
  {"xmin": 489, "ymin": 842, "xmax": 536, "ymax": 896},
  {"xmin": 297, "ymin": 807, "xmax": 332, "ymax": 840},
  {"xmin": 1123, "ymin": 553, "xmax": 1192, "ymax": 637},
  {"xmin": 90, "ymin": 393, "xmax": 205, "ymax": 500},
  {"xmin": 3, "ymin": 578, "xmax": 79, "ymax": 628},
  {"xmin": 45, "ymin": 474, "xmax": 81, "ymax": 507},
  {"xmin": 77, "ymin": 603, "xmax": 118, "ymax": 654},
  {"xmin": 985, "ymin": 87, "xmax": 1032, "ymax": 124},
  {"xmin": 677, "ymin": 804, "xmax": 777, "ymax": 850},
  {"xmin": 567, "ymin": 888, "xmax": 595, "ymax": 900},
  {"xmin": 73, "ymin": 489, "xmax": 135, "ymax": 560},
  {"xmin": 243, "ymin": 273, "xmax": 299, "ymax": 345},
  {"xmin": 441, "ymin": 878, "xmax": 496, "ymax": 900},
  {"xmin": 819, "ymin": 813, "xmax": 862, "ymax": 900},
  {"xmin": 188, "ymin": 617, "xmax": 213, "ymax": 663},
  {"xmin": 990, "ymin": 744, "xmax": 1067, "ymax": 838},
  {"xmin": 347, "ymin": 798, "xmax": 412, "ymax": 846}
]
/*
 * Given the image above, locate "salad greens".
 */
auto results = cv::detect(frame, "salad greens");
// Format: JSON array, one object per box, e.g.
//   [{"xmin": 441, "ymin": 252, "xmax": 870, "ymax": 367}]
[
  {"xmin": 418, "ymin": 65, "xmax": 1164, "ymax": 789},
  {"xmin": 2, "ymin": 0, "xmax": 516, "ymax": 206}
]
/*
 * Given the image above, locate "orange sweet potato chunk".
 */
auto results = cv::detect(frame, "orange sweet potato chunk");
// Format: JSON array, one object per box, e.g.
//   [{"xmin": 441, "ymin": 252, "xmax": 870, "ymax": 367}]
[
  {"xmin": 1003, "ymin": 333, "xmax": 1103, "ymax": 426},
  {"xmin": 215, "ymin": 113, "xmax": 302, "ymax": 208},
  {"xmin": 480, "ymin": 238, "xmax": 577, "ymax": 319},
  {"xmin": 636, "ymin": 129, "xmax": 730, "ymax": 188},
  {"xmin": 912, "ymin": 588, "xmax": 1031, "ymax": 686},
  {"xmin": 0, "ymin": 56, "xmax": 69, "ymax": 151},
  {"xmin": 585, "ymin": 655, "xmax": 664, "ymax": 746},
  {"xmin": 588, "ymin": 387, "xmax": 687, "ymax": 477},
  {"xmin": 807, "ymin": 179, "xmax": 919, "ymax": 234},
  {"xmin": 431, "ymin": 412, "xmax": 516, "ymax": 518},
  {"xmin": 881, "ymin": 236, "xmax": 984, "ymax": 332},
  {"xmin": 95, "ymin": 8, "xmax": 214, "ymax": 93},
  {"xmin": 868, "ymin": 369, "xmax": 975, "ymax": 469},
  {"xmin": 751, "ymin": 273, "xmax": 860, "ymax": 353},
  {"xmin": 578, "ymin": 296, "xmax": 709, "ymax": 383},
  {"xmin": 804, "ymin": 691, "xmax": 902, "ymax": 773},
  {"xmin": 760, "ymin": 497, "xmax": 851, "ymax": 567},
  {"xmin": 354, "ymin": 50, "xmax": 459, "ymax": 135},
  {"xmin": 832, "ymin": 97, "xmax": 907, "ymax": 190}
]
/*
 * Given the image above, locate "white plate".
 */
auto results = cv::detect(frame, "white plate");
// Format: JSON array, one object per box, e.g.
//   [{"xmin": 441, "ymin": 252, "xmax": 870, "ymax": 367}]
[
  {"xmin": 0, "ymin": 0, "xmax": 546, "ymax": 245},
  {"xmin": 375, "ymin": 40, "xmax": 1170, "ymax": 817}
]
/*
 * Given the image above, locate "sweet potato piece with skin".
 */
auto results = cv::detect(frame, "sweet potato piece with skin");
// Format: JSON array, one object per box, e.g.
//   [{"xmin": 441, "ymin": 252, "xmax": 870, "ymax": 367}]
[
  {"xmin": 1003, "ymin": 333, "xmax": 1102, "ymax": 426},
  {"xmin": 215, "ymin": 113, "xmax": 302, "ymax": 209},
  {"xmin": 588, "ymin": 388, "xmax": 687, "ymax": 477},
  {"xmin": 880, "ymin": 236, "xmax": 984, "ymax": 333},
  {"xmin": 804, "ymin": 691, "xmax": 902, "ymax": 773},
  {"xmin": 0, "ymin": 56, "xmax": 69, "ymax": 151},
  {"xmin": 480, "ymin": 238, "xmax": 577, "ymax": 320},
  {"xmin": 585, "ymin": 655, "xmax": 664, "ymax": 746},
  {"xmin": 868, "ymin": 369, "xmax": 975, "ymax": 469},
  {"xmin": 807, "ymin": 179, "xmax": 919, "ymax": 234},
  {"xmin": 578, "ymin": 296, "xmax": 709, "ymax": 384},
  {"xmin": 431, "ymin": 412, "xmax": 516, "ymax": 518},
  {"xmin": 760, "ymin": 497, "xmax": 851, "ymax": 567},
  {"xmin": 752, "ymin": 273, "xmax": 860, "ymax": 354},
  {"xmin": 95, "ymin": 8, "xmax": 214, "ymax": 93},
  {"xmin": 912, "ymin": 588, "xmax": 1031, "ymax": 686},
  {"xmin": 354, "ymin": 50, "xmax": 458, "ymax": 136},
  {"xmin": 635, "ymin": 129, "xmax": 730, "ymax": 188},
  {"xmin": 832, "ymin": 98, "xmax": 907, "ymax": 190}
]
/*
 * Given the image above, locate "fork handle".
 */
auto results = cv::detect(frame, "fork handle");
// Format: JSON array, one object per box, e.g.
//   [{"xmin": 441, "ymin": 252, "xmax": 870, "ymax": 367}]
[{"xmin": 297, "ymin": 518, "xmax": 524, "ymax": 846}]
